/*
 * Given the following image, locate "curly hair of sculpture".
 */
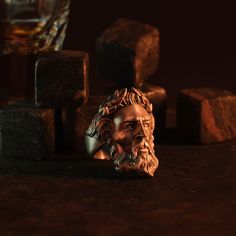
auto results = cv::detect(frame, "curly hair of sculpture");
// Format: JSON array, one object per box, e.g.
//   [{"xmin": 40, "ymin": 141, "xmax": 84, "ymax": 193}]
[{"xmin": 85, "ymin": 87, "xmax": 159, "ymax": 177}]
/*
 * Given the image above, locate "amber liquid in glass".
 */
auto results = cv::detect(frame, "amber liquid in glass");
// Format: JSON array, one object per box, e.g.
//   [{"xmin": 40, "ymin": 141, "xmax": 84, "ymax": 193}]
[{"xmin": 0, "ymin": 21, "xmax": 40, "ymax": 104}]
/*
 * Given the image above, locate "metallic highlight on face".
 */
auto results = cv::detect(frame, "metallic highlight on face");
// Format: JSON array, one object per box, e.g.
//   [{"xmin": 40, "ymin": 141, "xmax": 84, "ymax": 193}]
[{"xmin": 85, "ymin": 87, "xmax": 159, "ymax": 177}]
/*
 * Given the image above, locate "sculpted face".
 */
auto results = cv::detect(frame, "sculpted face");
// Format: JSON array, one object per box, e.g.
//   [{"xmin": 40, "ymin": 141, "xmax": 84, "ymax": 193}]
[
  {"xmin": 110, "ymin": 104, "xmax": 158, "ymax": 176},
  {"xmin": 112, "ymin": 104, "xmax": 152, "ymax": 154},
  {"xmin": 85, "ymin": 87, "xmax": 159, "ymax": 177}
]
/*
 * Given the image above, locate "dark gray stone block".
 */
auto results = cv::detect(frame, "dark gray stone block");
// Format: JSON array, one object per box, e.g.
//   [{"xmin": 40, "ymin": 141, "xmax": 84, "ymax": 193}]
[
  {"xmin": 36, "ymin": 50, "xmax": 89, "ymax": 108},
  {"xmin": 177, "ymin": 88, "xmax": 236, "ymax": 144},
  {"xmin": 0, "ymin": 105, "xmax": 55, "ymax": 160},
  {"xmin": 97, "ymin": 18, "xmax": 160, "ymax": 87}
]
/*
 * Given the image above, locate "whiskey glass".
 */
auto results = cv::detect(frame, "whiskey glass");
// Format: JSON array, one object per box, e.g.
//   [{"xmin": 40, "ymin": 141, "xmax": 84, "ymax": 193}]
[{"xmin": 0, "ymin": 0, "xmax": 70, "ymax": 54}]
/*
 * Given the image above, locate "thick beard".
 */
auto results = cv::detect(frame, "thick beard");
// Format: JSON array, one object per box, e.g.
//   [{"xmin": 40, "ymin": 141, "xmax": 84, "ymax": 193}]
[{"xmin": 111, "ymin": 142, "xmax": 159, "ymax": 177}]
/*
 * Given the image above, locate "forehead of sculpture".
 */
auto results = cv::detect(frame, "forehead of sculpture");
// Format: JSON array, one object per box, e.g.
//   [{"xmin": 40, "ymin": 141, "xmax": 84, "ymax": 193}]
[{"xmin": 113, "ymin": 104, "xmax": 150, "ymax": 125}]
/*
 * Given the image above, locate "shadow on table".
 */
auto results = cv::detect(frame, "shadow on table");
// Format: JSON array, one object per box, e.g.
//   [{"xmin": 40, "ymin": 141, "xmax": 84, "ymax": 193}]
[
  {"xmin": 0, "ymin": 127, "xmax": 193, "ymax": 178},
  {"xmin": 0, "ymin": 157, "xmax": 150, "ymax": 180},
  {"xmin": 158, "ymin": 127, "xmax": 192, "ymax": 145}
]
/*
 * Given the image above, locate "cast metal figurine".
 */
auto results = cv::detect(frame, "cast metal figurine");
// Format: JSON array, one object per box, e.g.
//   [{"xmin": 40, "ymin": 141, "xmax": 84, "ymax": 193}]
[{"xmin": 85, "ymin": 87, "xmax": 159, "ymax": 177}]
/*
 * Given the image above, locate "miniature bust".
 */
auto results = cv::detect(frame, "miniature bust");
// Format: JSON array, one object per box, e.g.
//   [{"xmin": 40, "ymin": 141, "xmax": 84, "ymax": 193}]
[{"xmin": 85, "ymin": 87, "xmax": 159, "ymax": 177}]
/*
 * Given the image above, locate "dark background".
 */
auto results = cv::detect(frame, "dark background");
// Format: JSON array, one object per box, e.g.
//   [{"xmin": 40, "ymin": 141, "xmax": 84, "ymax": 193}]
[{"xmin": 64, "ymin": 0, "xmax": 236, "ymax": 107}]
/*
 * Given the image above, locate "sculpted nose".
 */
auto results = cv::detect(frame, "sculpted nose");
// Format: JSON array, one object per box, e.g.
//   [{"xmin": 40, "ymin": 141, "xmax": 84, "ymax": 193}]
[
  {"xmin": 136, "ymin": 133, "xmax": 144, "ymax": 142},
  {"xmin": 135, "ymin": 124, "xmax": 147, "ymax": 142}
]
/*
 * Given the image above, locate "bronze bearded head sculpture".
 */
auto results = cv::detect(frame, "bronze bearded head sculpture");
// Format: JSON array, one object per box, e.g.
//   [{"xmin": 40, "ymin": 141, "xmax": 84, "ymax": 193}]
[{"xmin": 85, "ymin": 88, "xmax": 159, "ymax": 177}]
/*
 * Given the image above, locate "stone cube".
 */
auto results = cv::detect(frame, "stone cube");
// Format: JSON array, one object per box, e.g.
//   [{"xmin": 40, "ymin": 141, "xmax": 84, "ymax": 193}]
[
  {"xmin": 177, "ymin": 88, "xmax": 236, "ymax": 144},
  {"xmin": 35, "ymin": 50, "xmax": 89, "ymax": 108},
  {"xmin": 97, "ymin": 18, "xmax": 160, "ymax": 87},
  {"xmin": 0, "ymin": 105, "xmax": 55, "ymax": 160}
]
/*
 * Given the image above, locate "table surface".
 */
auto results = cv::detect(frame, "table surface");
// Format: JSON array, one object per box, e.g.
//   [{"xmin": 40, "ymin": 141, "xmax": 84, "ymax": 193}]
[{"xmin": 0, "ymin": 110, "xmax": 235, "ymax": 236}]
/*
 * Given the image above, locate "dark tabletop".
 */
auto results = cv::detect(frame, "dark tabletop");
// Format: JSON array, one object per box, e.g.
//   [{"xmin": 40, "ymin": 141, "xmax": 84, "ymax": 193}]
[{"xmin": 0, "ymin": 112, "xmax": 235, "ymax": 236}]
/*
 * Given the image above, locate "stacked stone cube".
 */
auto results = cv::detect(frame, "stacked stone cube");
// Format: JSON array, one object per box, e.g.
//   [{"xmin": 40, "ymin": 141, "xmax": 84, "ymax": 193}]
[{"xmin": 0, "ymin": 51, "xmax": 89, "ymax": 159}]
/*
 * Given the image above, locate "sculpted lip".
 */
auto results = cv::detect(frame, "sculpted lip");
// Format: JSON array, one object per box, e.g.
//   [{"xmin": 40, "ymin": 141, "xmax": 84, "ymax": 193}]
[{"xmin": 139, "ymin": 148, "xmax": 149, "ymax": 154}]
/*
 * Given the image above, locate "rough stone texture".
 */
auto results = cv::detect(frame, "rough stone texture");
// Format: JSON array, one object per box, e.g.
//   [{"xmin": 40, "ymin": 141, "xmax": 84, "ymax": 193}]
[
  {"xmin": 177, "ymin": 88, "xmax": 236, "ymax": 143},
  {"xmin": 141, "ymin": 83, "xmax": 167, "ymax": 135},
  {"xmin": 97, "ymin": 18, "xmax": 160, "ymax": 87},
  {"xmin": 36, "ymin": 50, "xmax": 89, "ymax": 108},
  {"xmin": 62, "ymin": 96, "xmax": 106, "ymax": 153},
  {"xmin": 0, "ymin": 105, "xmax": 55, "ymax": 160}
]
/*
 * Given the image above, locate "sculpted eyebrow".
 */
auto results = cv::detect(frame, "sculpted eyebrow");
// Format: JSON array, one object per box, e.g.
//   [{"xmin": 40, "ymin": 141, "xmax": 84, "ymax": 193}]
[
  {"xmin": 123, "ymin": 120, "xmax": 137, "ymax": 123},
  {"xmin": 123, "ymin": 118, "xmax": 150, "ymax": 123}
]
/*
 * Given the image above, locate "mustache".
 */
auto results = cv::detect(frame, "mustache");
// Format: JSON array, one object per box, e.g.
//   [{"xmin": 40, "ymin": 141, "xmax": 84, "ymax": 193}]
[
  {"xmin": 110, "ymin": 141, "xmax": 153, "ymax": 161},
  {"xmin": 111, "ymin": 142, "xmax": 158, "ymax": 176},
  {"xmin": 131, "ymin": 141, "xmax": 155, "ymax": 158}
]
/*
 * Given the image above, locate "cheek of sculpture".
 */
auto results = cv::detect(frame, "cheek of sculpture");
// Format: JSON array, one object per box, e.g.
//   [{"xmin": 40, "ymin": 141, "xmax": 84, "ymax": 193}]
[{"xmin": 112, "ymin": 123, "xmax": 133, "ymax": 154}]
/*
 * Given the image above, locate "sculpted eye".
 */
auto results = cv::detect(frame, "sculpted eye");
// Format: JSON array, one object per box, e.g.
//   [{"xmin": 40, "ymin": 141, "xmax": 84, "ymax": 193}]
[
  {"xmin": 143, "ymin": 122, "xmax": 150, "ymax": 128},
  {"xmin": 125, "ymin": 122, "xmax": 136, "ymax": 131}
]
